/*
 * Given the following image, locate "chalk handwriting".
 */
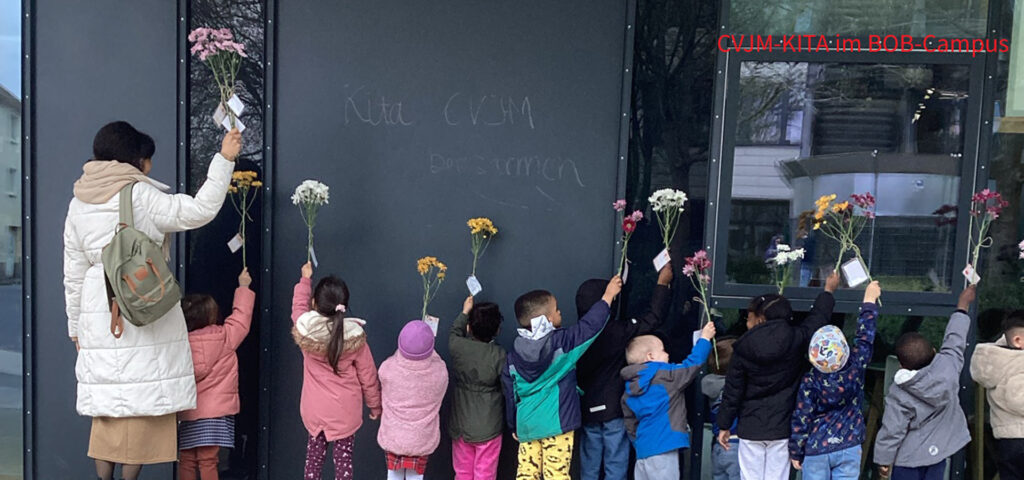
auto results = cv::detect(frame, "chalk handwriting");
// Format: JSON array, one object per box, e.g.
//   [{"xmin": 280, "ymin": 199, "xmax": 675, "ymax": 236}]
[
  {"xmin": 443, "ymin": 93, "xmax": 535, "ymax": 129},
  {"xmin": 429, "ymin": 152, "xmax": 584, "ymax": 188},
  {"xmin": 344, "ymin": 85, "xmax": 415, "ymax": 127}
]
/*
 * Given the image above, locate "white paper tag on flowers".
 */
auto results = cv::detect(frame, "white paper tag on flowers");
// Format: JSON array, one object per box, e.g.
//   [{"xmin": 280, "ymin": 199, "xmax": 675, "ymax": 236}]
[
  {"xmin": 466, "ymin": 275, "xmax": 483, "ymax": 296},
  {"xmin": 213, "ymin": 105, "xmax": 227, "ymax": 127},
  {"xmin": 227, "ymin": 233, "xmax": 244, "ymax": 253},
  {"xmin": 221, "ymin": 115, "xmax": 246, "ymax": 133},
  {"xmin": 653, "ymin": 248, "xmax": 671, "ymax": 272},
  {"xmin": 424, "ymin": 315, "xmax": 439, "ymax": 337},
  {"xmin": 962, "ymin": 264, "xmax": 981, "ymax": 285},
  {"xmin": 622, "ymin": 261, "xmax": 629, "ymax": 284},
  {"xmin": 309, "ymin": 246, "xmax": 319, "ymax": 268},
  {"xmin": 841, "ymin": 257, "xmax": 870, "ymax": 288},
  {"xmin": 693, "ymin": 330, "xmax": 701, "ymax": 346},
  {"xmin": 227, "ymin": 94, "xmax": 245, "ymax": 116}
]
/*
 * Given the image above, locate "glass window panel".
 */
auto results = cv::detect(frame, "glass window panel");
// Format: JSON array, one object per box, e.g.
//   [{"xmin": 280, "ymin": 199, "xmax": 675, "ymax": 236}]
[
  {"xmin": 0, "ymin": 0, "xmax": 21, "ymax": 478},
  {"xmin": 727, "ymin": 62, "xmax": 970, "ymax": 293},
  {"xmin": 728, "ymin": 0, "xmax": 988, "ymax": 38}
]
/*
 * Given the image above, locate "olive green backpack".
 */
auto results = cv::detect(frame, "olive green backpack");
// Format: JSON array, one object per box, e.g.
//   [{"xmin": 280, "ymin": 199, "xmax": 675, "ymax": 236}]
[{"xmin": 102, "ymin": 183, "xmax": 181, "ymax": 337}]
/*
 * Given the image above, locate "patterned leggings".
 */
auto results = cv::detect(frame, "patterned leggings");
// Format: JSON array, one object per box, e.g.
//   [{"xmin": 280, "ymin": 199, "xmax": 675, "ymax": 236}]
[
  {"xmin": 304, "ymin": 432, "xmax": 354, "ymax": 480},
  {"xmin": 516, "ymin": 431, "xmax": 575, "ymax": 480}
]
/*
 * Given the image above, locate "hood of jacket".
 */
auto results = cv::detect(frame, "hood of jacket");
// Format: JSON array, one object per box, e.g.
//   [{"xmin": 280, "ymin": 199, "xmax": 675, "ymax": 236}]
[
  {"xmin": 73, "ymin": 160, "xmax": 170, "ymax": 204},
  {"xmin": 971, "ymin": 338, "xmax": 1023, "ymax": 386},
  {"xmin": 575, "ymin": 279, "xmax": 618, "ymax": 321},
  {"xmin": 189, "ymin": 325, "xmax": 228, "ymax": 381},
  {"xmin": 621, "ymin": 362, "xmax": 655, "ymax": 397},
  {"xmin": 734, "ymin": 319, "xmax": 796, "ymax": 363},
  {"xmin": 894, "ymin": 364, "xmax": 947, "ymax": 405},
  {"xmin": 291, "ymin": 312, "xmax": 367, "ymax": 356}
]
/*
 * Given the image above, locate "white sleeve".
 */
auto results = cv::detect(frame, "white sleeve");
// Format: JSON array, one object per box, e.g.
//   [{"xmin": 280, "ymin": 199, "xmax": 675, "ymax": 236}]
[{"xmin": 144, "ymin": 153, "xmax": 234, "ymax": 233}]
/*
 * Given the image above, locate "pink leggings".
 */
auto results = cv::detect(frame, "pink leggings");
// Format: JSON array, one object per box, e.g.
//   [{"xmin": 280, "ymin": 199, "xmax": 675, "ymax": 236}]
[
  {"xmin": 452, "ymin": 436, "xmax": 502, "ymax": 480},
  {"xmin": 304, "ymin": 432, "xmax": 353, "ymax": 480}
]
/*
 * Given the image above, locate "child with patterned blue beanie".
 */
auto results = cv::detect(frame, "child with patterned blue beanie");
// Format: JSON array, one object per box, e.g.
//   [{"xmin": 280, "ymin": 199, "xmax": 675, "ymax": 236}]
[{"xmin": 788, "ymin": 281, "xmax": 880, "ymax": 479}]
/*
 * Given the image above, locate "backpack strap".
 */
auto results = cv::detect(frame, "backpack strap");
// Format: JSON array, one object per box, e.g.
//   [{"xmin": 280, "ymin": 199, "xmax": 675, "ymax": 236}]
[{"xmin": 117, "ymin": 183, "xmax": 136, "ymax": 229}]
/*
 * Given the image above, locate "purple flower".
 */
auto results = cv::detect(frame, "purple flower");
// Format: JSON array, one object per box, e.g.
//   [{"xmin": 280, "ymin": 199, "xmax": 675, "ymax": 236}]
[{"xmin": 613, "ymin": 199, "xmax": 626, "ymax": 212}]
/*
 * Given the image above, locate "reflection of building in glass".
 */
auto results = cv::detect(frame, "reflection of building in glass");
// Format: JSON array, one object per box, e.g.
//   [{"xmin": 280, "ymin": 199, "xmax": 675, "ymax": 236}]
[
  {"xmin": 0, "ymin": 86, "xmax": 20, "ymax": 282},
  {"xmin": 729, "ymin": 62, "xmax": 968, "ymax": 292}
]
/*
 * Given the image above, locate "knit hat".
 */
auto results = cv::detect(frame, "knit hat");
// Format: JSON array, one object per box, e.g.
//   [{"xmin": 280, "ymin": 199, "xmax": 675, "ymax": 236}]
[
  {"xmin": 808, "ymin": 325, "xmax": 849, "ymax": 373},
  {"xmin": 398, "ymin": 320, "xmax": 435, "ymax": 361}
]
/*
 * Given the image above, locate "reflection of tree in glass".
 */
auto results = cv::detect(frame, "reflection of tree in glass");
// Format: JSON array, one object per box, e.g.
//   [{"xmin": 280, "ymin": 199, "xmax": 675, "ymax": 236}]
[
  {"xmin": 189, "ymin": 0, "xmax": 264, "ymax": 194},
  {"xmin": 737, "ymin": 62, "xmax": 806, "ymax": 145},
  {"xmin": 729, "ymin": 0, "xmax": 986, "ymax": 37}
]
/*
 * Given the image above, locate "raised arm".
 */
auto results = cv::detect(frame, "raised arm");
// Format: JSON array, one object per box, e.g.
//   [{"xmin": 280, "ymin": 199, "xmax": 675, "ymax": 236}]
[
  {"xmin": 933, "ymin": 285, "xmax": 974, "ymax": 374},
  {"xmin": 63, "ymin": 212, "xmax": 91, "ymax": 341},
  {"xmin": 146, "ymin": 132, "xmax": 240, "ymax": 233},
  {"xmin": 795, "ymin": 273, "xmax": 839, "ymax": 343},
  {"xmin": 224, "ymin": 269, "xmax": 256, "ymax": 351},
  {"xmin": 557, "ymin": 276, "xmax": 622, "ymax": 351},
  {"xmin": 851, "ymin": 282, "xmax": 880, "ymax": 383},
  {"xmin": 292, "ymin": 262, "xmax": 314, "ymax": 323},
  {"xmin": 632, "ymin": 265, "xmax": 673, "ymax": 336},
  {"xmin": 451, "ymin": 296, "xmax": 473, "ymax": 340}
]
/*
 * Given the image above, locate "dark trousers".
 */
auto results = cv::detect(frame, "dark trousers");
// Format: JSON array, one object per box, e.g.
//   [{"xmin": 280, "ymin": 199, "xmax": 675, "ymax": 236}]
[
  {"xmin": 998, "ymin": 438, "xmax": 1024, "ymax": 480},
  {"xmin": 891, "ymin": 460, "xmax": 945, "ymax": 480}
]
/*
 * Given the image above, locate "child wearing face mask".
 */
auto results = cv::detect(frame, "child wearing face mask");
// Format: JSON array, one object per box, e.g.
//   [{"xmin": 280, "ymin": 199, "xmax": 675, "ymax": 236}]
[{"xmin": 716, "ymin": 272, "xmax": 839, "ymax": 480}]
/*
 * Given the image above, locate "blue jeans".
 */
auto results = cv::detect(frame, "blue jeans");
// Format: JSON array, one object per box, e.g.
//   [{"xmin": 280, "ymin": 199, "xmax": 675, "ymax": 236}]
[
  {"xmin": 712, "ymin": 441, "xmax": 740, "ymax": 480},
  {"xmin": 580, "ymin": 418, "xmax": 629, "ymax": 480},
  {"xmin": 801, "ymin": 446, "xmax": 862, "ymax": 480}
]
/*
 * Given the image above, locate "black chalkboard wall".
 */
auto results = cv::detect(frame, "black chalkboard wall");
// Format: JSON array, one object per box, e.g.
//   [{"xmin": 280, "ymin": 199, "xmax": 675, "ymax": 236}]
[{"xmin": 272, "ymin": 0, "xmax": 632, "ymax": 478}]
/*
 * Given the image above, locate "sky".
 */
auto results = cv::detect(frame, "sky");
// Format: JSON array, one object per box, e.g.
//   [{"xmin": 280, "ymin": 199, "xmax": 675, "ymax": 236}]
[{"xmin": 0, "ymin": 1, "xmax": 20, "ymax": 97}]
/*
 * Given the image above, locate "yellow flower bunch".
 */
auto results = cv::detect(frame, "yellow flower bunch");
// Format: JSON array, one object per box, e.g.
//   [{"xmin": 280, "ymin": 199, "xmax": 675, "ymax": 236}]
[
  {"xmin": 417, "ymin": 256, "xmax": 447, "ymax": 278},
  {"xmin": 809, "ymin": 192, "xmax": 875, "ymax": 281},
  {"xmin": 228, "ymin": 171, "xmax": 262, "ymax": 268},
  {"xmin": 467, "ymin": 217, "xmax": 498, "ymax": 236},
  {"xmin": 467, "ymin": 217, "xmax": 498, "ymax": 276},
  {"xmin": 831, "ymin": 201, "xmax": 851, "ymax": 214},
  {"xmin": 417, "ymin": 256, "xmax": 447, "ymax": 319},
  {"xmin": 231, "ymin": 171, "xmax": 262, "ymax": 189}
]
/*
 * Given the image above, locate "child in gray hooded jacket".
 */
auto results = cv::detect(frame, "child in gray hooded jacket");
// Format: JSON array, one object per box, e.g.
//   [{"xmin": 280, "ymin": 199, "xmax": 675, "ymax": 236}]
[{"xmin": 874, "ymin": 285, "xmax": 975, "ymax": 480}]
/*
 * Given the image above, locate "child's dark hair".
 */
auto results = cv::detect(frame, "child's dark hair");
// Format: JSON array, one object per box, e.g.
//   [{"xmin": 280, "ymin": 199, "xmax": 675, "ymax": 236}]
[
  {"xmin": 711, "ymin": 337, "xmax": 736, "ymax": 375},
  {"xmin": 895, "ymin": 332, "xmax": 935, "ymax": 370},
  {"xmin": 1003, "ymin": 310, "xmax": 1024, "ymax": 344},
  {"xmin": 747, "ymin": 294, "xmax": 792, "ymax": 322},
  {"xmin": 182, "ymin": 294, "xmax": 219, "ymax": 332},
  {"xmin": 313, "ymin": 276, "xmax": 351, "ymax": 374},
  {"xmin": 469, "ymin": 302, "xmax": 503, "ymax": 342},
  {"xmin": 515, "ymin": 290, "xmax": 554, "ymax": 328}
]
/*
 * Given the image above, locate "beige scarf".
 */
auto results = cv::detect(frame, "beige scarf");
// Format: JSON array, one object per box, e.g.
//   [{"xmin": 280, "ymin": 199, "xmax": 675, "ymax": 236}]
[{"xmin": 73, "ymin": 160, "xmax": 170, "ymax": 204}]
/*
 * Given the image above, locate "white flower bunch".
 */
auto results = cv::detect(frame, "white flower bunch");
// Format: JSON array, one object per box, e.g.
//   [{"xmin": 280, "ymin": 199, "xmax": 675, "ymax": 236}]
[
  {"xmin": 291, "ymin": 180, "xmax": 329, "ymax": 206},
  {"xmin": 773, "ymin": 244, "xmax": 806, "ymax": 265},
  {"xmin": 649, "ymin": 188, "xmax": 688, "ymax": 212},
  {"xmin": 293, "ymin": 180, "xmax": 330, "ymax": 262},
  {"xmin": 648, "ymin": 188, "xmax": 688, "ymax": 249}
]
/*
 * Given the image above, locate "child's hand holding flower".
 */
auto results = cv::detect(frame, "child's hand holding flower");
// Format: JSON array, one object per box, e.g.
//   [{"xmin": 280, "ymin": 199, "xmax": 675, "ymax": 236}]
[
  {"xmin": 462, "ymin": 296, "xmax": 474, "ymax": 315},
  {"xmin": 602, "ymin": 275, "xmax": 623, "ymax": 304},
  {"xmin": 825, "ymin": 271, "xmax": 840, "ymax": 293},
  {"xmin": 863, "ymin": 281, "xmax": 881, "ymax": 304},
  {"xmin": 700, "ymin": 319, "xmax": 716, "ymax": 340},
  {"xmin": 239, "ymin": 267, "xmax": 252, "ymax": 288},
  {"xmin": 301, "ymin": 262, "xmax": 313, "ymax": 279}
]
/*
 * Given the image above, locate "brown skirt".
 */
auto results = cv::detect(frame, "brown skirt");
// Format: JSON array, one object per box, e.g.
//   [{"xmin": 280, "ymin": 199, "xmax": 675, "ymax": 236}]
[{"xmin": 88, "ymin": 414, "xmax": 178, "ymax": 464}]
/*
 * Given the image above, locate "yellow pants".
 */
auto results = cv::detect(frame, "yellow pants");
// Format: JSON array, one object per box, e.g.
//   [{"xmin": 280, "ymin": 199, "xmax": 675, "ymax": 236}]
[{"xmin": 516, "ymin": 431, "xmax": 575, "ymax": 480}]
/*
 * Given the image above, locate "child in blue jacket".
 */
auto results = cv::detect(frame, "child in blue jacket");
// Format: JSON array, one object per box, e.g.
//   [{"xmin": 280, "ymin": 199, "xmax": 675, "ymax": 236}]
[
  {"xmin": 620, "ymin": 321, "xmax": 716, "ymax": 480},
  {"xmin": 789, "ymin": 281, "xmax": 880, "ymax": 479}
]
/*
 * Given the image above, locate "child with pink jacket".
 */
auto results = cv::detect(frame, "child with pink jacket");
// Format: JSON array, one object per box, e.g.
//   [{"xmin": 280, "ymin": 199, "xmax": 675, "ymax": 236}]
[
  {"xmin": 178, "ymin": 268, "xmax": 256, "ymax": 480},
  {"xmin": 292, "ymin": 262, "xmax": 382, "ymax": 480},
  {"xmin": 377, "ymin": 320, "xmax": 449, "ymax": 480}
]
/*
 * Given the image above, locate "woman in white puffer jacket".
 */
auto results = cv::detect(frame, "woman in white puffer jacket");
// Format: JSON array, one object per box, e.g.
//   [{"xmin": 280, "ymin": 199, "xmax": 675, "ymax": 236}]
[{"xmin": 63, "ymin": 121, "xmax": 241, "ymax": 480}]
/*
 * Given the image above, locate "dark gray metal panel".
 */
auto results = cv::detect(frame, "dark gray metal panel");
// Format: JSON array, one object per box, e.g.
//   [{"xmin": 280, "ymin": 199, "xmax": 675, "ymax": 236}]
[
  {"xmin": 32, "ymin": 1, "xmax": 177, "ymax": 478},
  {"xmin": 272, "ymin": 1, "xmax": 629, "ymax": 478}
]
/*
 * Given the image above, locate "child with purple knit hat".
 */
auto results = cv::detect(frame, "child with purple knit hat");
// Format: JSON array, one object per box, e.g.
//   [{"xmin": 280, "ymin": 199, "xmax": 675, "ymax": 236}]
[{"xmin": 377, "ymin": 320, "xmax": 449, "ymax": 480}]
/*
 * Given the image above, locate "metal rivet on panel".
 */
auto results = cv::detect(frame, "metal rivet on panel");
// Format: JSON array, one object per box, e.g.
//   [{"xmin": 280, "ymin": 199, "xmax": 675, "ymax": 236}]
[
  {"xmin": 625, "ymin": 68, "xmax": 630, "ymax": 72},
  {"xmin": 180, "ymin": 17, "xmax": 184, "ymax": 21}
]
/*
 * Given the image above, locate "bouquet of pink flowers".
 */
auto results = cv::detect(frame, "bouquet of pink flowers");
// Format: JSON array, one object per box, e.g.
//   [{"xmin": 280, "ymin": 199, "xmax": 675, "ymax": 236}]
[
  {"xmin": 613, "ymin": 200, "xmax": 643, "ymax": 277},
  {"xmin": 965, "ymin": 189, "xmax": 1009, "ymax": 283},
  {"xmin": 189, "ymin": 27, "xmax": 247, "ymax": 129},
  {"xmin": 683, "ymin": 250, "xmax": 718, "ymax": 368}
]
